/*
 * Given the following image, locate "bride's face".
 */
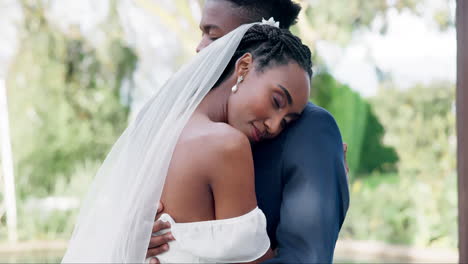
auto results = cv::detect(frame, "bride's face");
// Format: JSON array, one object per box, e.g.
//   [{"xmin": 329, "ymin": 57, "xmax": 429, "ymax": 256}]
[{"xmin": 227, "ymin": 54, "xmax": 310, "ymax": 143}]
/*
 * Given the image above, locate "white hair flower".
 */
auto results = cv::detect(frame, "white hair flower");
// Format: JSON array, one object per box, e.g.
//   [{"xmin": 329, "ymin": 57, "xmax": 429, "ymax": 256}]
[{"xmin": 261, "ymin": 17, "xmax": 280, "ymax": 28}]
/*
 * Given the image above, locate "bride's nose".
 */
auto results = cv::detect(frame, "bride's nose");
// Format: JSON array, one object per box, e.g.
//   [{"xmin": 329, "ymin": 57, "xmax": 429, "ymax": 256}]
[{"xmin": 264, "ymin": 114, "xmax": 283, "ymax": 137}]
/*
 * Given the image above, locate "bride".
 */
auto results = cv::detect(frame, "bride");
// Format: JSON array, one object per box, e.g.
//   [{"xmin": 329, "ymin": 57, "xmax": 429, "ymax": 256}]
[{"xmin": 62, "ymin": 20, "xmax": 312, "ymax": 263}]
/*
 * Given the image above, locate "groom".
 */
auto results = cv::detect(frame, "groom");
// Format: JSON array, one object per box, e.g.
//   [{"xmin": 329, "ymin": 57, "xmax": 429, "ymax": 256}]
[{"xmin": 147, "ymin": 0, "xmax": 349, "ymax": 263}]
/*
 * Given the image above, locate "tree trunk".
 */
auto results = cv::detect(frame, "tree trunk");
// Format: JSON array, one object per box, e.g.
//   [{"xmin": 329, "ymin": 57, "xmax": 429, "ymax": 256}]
[
  {"xmin": 0, "ymin": 78, "xmax": 18, "ymax": 242},
  {"xmin": 457, "ymin": 1, "xmax": 468, "ymax": 262}
]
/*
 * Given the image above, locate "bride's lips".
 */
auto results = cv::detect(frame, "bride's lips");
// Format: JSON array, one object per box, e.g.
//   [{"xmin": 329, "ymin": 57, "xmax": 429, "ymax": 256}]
[{"xmin": 251, "ymin": 124, "xmax": 262, "ymax": 142}]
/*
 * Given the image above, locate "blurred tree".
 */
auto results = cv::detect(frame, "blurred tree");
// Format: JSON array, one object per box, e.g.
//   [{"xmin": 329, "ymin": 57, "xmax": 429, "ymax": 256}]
[
  {"xmin": 8, "ymin": 0, "xmax": 136, "ymax": 198},
  {"xmin": 295, "ymin": 0, "xmax": 453, "ymax": 49},
  {"xmin": 311, "ymin": 73, "xmax": 397, "ymax": 174},
  {"xmin": 137, "ymin": 0, "xmax": 453, "ymax": 52},
  {"xmin": 350, "ymin": 80, "xmax": 456, "ymax": 247},
  {"xmin": 341, "ymin": 81, "xmax": 457, "ymax": 248},
  {"xmin": 295, "ymin": 0, "xmax": 453, "ymax": 176},
  {"xmin": 371, "ymin": 81, "xmax": 456, "ymax": 182}
]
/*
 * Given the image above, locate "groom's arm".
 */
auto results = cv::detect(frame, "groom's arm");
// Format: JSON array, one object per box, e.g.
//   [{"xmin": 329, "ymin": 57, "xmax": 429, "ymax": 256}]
[
  {"xmin": 147, "ymin": 202, "xmax": 174, "ymax": 261},
  {"xmin": 263, "ymin": 106, "xmax": 349, "ymax": 263}
]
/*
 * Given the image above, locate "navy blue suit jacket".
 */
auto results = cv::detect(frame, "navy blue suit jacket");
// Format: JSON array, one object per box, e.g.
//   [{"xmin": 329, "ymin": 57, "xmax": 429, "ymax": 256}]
[{"xmin": 252, "ymin": 102, "xmax": 349, "ymax": 263}]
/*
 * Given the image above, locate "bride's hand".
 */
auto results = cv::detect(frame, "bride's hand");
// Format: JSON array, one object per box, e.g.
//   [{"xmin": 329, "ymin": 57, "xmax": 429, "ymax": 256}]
[{"xmin": 146, "ymin": 201, "xmax": 175, "ymax": 262}]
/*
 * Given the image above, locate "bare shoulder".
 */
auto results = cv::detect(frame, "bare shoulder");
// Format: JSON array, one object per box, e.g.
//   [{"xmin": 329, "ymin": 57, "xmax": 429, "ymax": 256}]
[
  {"xmin": 200, "ymin": 123, "xmax": 257, "ymax": 219},
  {"xmin": 211, "ymin": 123, "xmax": 251, "ymax": 155},
  {"xmin": 190, "ymin": 122, "xmax": 253, "ymax": 174}
]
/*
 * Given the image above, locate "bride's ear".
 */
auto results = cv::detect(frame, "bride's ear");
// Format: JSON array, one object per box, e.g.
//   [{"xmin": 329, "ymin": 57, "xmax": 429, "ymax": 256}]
[{"xmin": 234, "ymin": 53, "xmax": 253, "ymax": 77}]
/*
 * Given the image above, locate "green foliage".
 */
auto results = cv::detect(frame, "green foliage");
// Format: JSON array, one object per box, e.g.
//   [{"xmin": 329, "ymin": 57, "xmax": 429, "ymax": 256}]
[
  {"xmin": 311, "ymin": 73, "xmax": 397, "ymax": 174},
  {"xmin": 359, "ymin": 108, "xmax": 399, "ymax": 173},
  {"xmin": 341, "ymin": 81, "xmax": 457, "ymax": 248},
  {"xmin": 8, "ymin": 1, "xmax": 136, "ymax": 201},
  {"xmin": 372, "ymin": 81, "xmax": 456, "ymax": 180},
  {"xmin": 343, "ymin": 170, "xmax": 457, "ymax": 248},
  {"xmin": 16, "ymin": 161, "xmax": 98, "ymax": 240},
  {"xmin": 295, "ymin": 0, "xmax": 420, "ymax": 48},
  {"xmin": 294, "ymin": 0, "xmax": 453, "ymax": 54},
  {"xmin": 342, "ymin": 174, "xmax": 417, "ymax": 245}
]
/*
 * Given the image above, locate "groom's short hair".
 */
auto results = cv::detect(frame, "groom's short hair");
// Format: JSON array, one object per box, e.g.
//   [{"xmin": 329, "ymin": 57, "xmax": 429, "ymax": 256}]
[{"xmin": 222, "ymin": 0, "xmax": 301, "ymax": 29}]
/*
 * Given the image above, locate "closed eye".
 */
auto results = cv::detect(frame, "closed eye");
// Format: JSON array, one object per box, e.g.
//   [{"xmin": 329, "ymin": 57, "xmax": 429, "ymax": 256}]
[
  {"xmin": 201, "ymin": 32, "xmax": 218, "ymax": 40},
  {"xmin": 273, "ymin": 93, "xmax": 286, "ymax": 108},
  {"xmin": 273, "ymin": 98, "xmax": 281, "ymax": 109}
]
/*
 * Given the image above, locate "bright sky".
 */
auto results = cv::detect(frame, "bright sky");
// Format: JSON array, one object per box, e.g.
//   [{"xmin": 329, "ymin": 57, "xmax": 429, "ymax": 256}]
[{"xmin": 318, "ymin": 5, "xmax": 456, "ymax": 97}]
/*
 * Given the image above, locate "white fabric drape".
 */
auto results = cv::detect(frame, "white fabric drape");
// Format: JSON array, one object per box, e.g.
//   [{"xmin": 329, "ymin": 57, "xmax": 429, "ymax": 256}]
[{"xmin": 62, "ymin": 23, "xmax": 255, "ymax": 263}]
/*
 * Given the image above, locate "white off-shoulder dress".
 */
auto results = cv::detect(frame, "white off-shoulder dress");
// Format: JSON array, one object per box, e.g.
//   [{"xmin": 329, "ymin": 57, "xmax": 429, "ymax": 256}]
[{"xmin": 147, "ymin": 207, "xmax": 270, "ymax": 263}]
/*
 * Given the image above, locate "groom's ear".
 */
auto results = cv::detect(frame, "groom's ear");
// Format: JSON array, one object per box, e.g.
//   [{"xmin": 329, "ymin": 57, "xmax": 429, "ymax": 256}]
[{"xmin": 235, "ymin": 53, "xmax": 253, "ymax": 77}]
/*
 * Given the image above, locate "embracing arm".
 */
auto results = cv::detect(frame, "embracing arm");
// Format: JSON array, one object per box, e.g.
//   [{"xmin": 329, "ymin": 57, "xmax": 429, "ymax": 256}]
[
  {"xmin": 208, "ymin": 129, "xmax": 274, "ymax": 262},
  {"xmin": 209, "ymin": 131, "xmax": 257, "ymax": 219},
  {"xmin": 263, "ymin": 107, "xmax": 350, "ymax": 263}
]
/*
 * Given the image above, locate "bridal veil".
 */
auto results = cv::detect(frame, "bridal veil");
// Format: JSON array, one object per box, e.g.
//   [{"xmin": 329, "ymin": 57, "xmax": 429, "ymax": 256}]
[{"xmin": 62, "ymin": 23, "xmax": 255, "ymax": 263}]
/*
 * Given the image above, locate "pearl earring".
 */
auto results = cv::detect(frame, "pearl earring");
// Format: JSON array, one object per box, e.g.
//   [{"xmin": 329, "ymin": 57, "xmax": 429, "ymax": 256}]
[{"xmin": 232, "ymin": 76, "xmax": 243, "ymax": 93}]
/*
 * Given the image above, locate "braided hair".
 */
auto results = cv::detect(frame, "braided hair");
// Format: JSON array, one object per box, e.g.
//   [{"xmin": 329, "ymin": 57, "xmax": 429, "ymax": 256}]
[
  {"xmin": 221, "ymin": 0, "xmax": 301, "ymax": 29},
  {"xmin": 214, "ymin": 24, "xmax": 313, "ymax": 88}
]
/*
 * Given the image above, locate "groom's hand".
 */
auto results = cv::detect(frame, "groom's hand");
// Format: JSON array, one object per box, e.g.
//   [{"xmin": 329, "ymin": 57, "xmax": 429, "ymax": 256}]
[
  {"xmin": 343, "ymin": 143, "xmax": 349, "ymax": 174},
  {"xmin": 146, "ymin": 202, "xmax": 175, "ymax": 262}
]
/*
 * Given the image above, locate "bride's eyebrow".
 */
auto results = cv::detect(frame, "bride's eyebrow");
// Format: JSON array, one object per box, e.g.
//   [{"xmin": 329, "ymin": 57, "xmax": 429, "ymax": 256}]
[{"xmin": 278, "ymin": 84, "xmax": 293, "ymax": 106}]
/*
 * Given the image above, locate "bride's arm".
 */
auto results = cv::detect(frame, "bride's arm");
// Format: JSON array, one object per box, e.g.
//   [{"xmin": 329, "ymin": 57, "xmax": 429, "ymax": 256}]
[
  {"xmin": 208, "ymin": 130, "xmax": 257, "ymax": 219},
  {"xmin": 206, "ymin": 128, "xmax": 273, "ymax": 263}
]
